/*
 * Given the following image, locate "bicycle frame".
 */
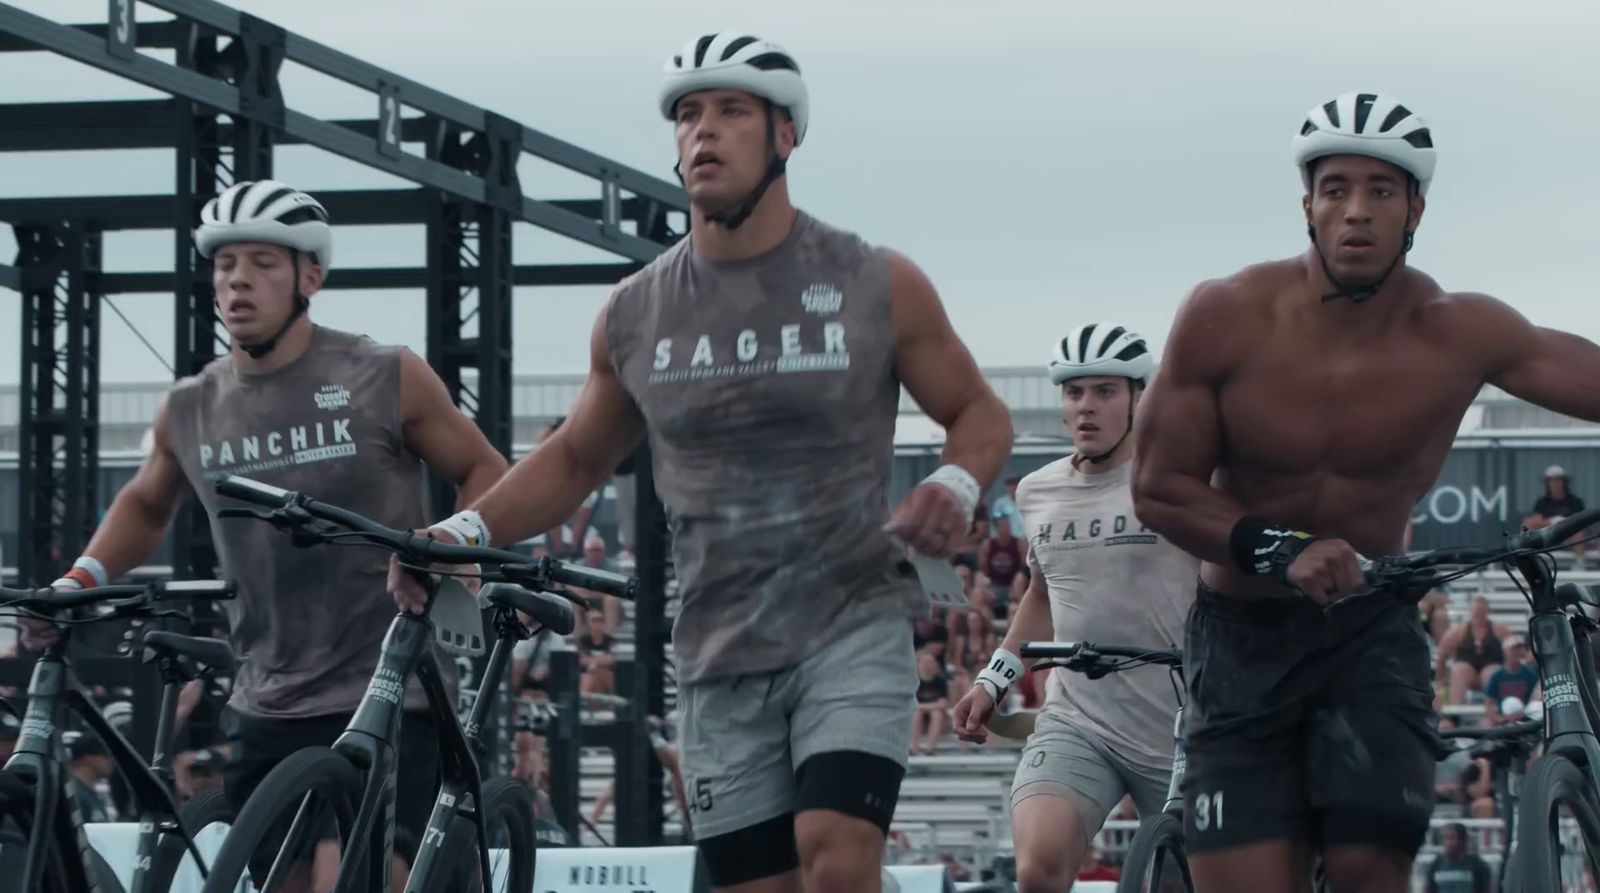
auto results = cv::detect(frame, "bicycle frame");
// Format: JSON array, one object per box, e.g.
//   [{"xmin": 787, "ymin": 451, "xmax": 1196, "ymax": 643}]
[
  {"xmin": 1161, "ymin": 704, "xmax": 1187, "ymax": 818},
  {"xmin": 5, "ymin": 637, "xmax": 205, "ymax": 893},
  {"xmin": 1515, "ymin": 554, "xmax": 1600, "ymax": 773},
  {"xmin": 267, "ymin": 591, "xmax": 526, "ymax": 893}
]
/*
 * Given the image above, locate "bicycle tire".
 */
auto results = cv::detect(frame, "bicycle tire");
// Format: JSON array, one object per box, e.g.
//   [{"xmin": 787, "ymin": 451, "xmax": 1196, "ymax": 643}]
[
  {"xmin": 1516, "ymin": 753, "xmax": 1600, "ymax": 892},
  {"xmin": 1116, "ymin": 812, "xmax": 1193, "ymax": 893},
  {"xmin": 0, "ymin": 769, "xmax": 125, "ymax": 893},
  {"xmin": 433, "ymin": 777, "xmax": 537, "ymax": 893},
  {"xmin": 148, "ymin": 786, "xmax": 235, "ymax": 891},
  {"xmin": 197, "ymin": 747, "xmax": 361, "ymax": 893}
]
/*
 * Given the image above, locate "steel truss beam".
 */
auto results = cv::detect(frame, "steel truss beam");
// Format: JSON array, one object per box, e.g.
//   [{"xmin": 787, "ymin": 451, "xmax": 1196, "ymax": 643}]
[
  {"xmin": 14, "ymin": 222, "xmax": 100, "ymax": 586},
  {"xmin": 1, "ymin": 0, "xmax": 683, "ymax": 829},
  {"xmin": 0, "ymin": 1, "xmax": 684, "ymax": 263}
]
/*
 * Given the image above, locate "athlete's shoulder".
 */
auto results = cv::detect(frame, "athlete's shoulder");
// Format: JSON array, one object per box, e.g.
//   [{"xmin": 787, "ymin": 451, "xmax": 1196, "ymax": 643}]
[
  {"xmin": 314, "ymin": 325, "xmax": 392, "ymax": 356},
  {"xmin": 168, "ymin": 354, "xmax": 230, "ymax": 397},
  {"xmin": 606, "ymin": 237, "xmax": 693, "ymax": 311},
  {"xmin": 797, "ymin": 211, "xmax": 893, "ymax": 272},
  {"xmin": 1018, "ymin": 456, "xmax": 1076, "ymax": 497},
  {"xmin": 1179, "ymin": 257, "xmax": 1301, "ymax": 319},
  {"xmin": 1411, "ymin": 276, "xmax": 1534, "ymax": 352}
]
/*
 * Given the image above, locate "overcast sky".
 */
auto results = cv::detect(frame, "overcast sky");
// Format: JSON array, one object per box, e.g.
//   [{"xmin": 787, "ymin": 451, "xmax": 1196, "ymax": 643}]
[{"xmin": 1, "ymin": 0, "xmax": 1597, "ymax": 391}]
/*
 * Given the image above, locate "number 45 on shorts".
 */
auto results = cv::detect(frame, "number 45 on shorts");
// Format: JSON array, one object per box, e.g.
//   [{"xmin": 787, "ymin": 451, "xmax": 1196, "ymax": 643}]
[
  {"xmin": 691, "ymin": 778, "xmax": 714, "ymax": 814},
  {"xmin": 1194, "ymin": 791, "xmax": 1224, "ymax": 831}
]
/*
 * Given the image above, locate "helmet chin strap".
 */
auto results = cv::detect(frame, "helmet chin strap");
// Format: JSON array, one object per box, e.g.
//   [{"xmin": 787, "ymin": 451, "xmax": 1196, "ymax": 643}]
[
  {"xmin": 1310, "ymin": 225, "xmax": 1413, "ymax": 304},
  {"xmin": 236, "ymin": 253, "xmax": 309, "ymax": 360},
  {"xmin": 673, "ymin": 103, "xmax": 787, "ymax": 232}
]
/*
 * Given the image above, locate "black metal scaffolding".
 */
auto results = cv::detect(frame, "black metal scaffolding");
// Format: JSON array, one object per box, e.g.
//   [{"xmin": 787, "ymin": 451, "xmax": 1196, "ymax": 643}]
[{"xmin": 0, "ymin": 0, "xmax": 685, "ymax": 844}]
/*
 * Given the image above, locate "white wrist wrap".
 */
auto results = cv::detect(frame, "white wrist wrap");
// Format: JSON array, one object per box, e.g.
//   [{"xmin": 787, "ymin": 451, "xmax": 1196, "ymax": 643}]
[
  {"xmin": 922, "ymin": 464, "xmax": 981, "ymax": 518},
  {"xmin": 435, "ymin": 511, "xmax": 491, "ymax": 548},
  {"xmin": 976, "ymin": 648, "xmax": 1024, "ymax": 701},
  {"xmin": 72, "ymin": 556, "xmax": 109, "ymax": 588}
]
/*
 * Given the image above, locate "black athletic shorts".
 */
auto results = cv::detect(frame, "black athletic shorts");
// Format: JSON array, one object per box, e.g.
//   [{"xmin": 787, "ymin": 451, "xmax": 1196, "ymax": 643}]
[
  {"xmin": 1181, "ymin": 583, "xmax": 1447, "ymax": 856},
  {"xmin": 221, "ymin": 706, "xmax": 441, "ymax": 875}
]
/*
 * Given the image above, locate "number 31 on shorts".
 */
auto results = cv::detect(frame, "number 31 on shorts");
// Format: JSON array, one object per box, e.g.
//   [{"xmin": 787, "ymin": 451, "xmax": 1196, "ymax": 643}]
[{"xmin": 1194, "ymin": 791, "xmax": 1224, "ymax": 831}]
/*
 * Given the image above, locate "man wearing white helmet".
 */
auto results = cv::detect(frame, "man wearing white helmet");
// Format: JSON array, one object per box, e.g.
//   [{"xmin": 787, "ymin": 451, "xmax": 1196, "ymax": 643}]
[
  {"xmin": 1133, "ymin": 91, "xmax": 1600, "ymax": 892},
  {"xmin": 390, "ymin": 31, "xmax": 1012, "ymax": 892},
  {"xmin": 952, "ymin": 323, "xmax": 1197, "ymax": 892},
  {"xmin": 20, "ymin": 179, "xmax": 509, "ymax": 887}
]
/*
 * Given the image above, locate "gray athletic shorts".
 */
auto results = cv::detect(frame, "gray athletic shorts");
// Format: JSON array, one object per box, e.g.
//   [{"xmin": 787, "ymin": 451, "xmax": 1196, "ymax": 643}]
[
  {"xmin": 678, "ymin": 617, "xmax": 917, "ymax": 840},
  {"xmin": 1010, "ymin": 708, "xmax": 1171, "ymax": 848}
]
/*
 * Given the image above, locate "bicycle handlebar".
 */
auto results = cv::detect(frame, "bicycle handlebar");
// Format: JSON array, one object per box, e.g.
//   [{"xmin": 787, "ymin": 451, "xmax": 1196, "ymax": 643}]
[
  {"xmin": 0, "ymin": 580, "xmax": 236, "ymax": 614},
  {"xmin": 215, "ymin": 473, "xmax": 638, "ymax": 599},
  {"xmin": 1018, "ymin": 641, "xmax": 1183, "ymax": 667},
  {"xmin": 1364, "ymin": 506, "xmax": 1600, "ymax": 585},
  {"xmin": 1440, "ymin": 718, "xmax": 1544, "ymax": 742}
]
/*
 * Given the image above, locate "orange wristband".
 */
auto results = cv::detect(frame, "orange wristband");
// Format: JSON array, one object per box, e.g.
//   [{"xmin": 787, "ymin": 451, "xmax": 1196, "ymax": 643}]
[{"xmin": 62, "ymin": 567, "xmax": 98, "ymax": 590}]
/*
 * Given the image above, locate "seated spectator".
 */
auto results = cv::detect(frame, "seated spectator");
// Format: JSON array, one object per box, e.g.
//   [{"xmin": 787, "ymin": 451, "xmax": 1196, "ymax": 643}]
[
  {"xmin": 575, "ymin": 532, "xmax": 624, "ymax": 632},
  {"xmin": 1424, "ymin": 822, "xmax": 1492, "ymax": 893},
  {"xmin": 1434, "ymin": 716, "xmax": 1474, "ymax": 805},
  {"xmin": 1525, "ymin": 465, "xmax": 1590, "ymax": 569},
  {"xmin": 980, "ymin": 512, "xmax": 1024, "ymax": 616},
  {"xmin": 913, "ymin": 611, "xmax": 949, "ymax": 662},
  {"xmin": 174, "ymin": 748, "xmax": 224, "ymax": 802},
  {"xmin": 576, "ymin": 608, "xmax": 617, "ymax": 695},
  {"xmin": 511, "ymin": 625, "xmax": 564, "ymax": 701},
  {"xmin": 1483, "ymin": 635, "xmax": 1540, "ymax": 724},
  {"xmin": 1438, "ymin": 596, "xmax": 1512, "ymax": 705},
  {"xmin": 954, "ymin": 504, "xmax": 988, "ymax": 570},
  {"xmin": 912, "ymin": 651, "xmax": 951, "ymax": 755}
]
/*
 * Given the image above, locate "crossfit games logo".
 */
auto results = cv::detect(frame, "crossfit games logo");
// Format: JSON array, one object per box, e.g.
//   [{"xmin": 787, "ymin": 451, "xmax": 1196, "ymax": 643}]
[
  {"xmin": 801, "ymin": 283, "xmax": 843, "ymax": 316},
  {"xmin": 314, "ymin": 384, "xmax": 350, "ymax": 411}
]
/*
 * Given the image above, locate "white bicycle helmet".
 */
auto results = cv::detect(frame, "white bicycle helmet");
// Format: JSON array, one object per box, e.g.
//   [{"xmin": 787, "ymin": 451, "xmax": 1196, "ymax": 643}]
[
  {"xmin": 1049, "ymin": 323, "xmax": 1154, "ymax": 386},
  {"xmin": 1292, "ymin": 91, "xmax": 1436, "ymax": 196},
  {"xmin": 658, "ymin": 32, "xmax": 809, "ymax": 145},
  {"xmin": 195, "ymin": 179, "xmax": 333, "ymax": 268}
]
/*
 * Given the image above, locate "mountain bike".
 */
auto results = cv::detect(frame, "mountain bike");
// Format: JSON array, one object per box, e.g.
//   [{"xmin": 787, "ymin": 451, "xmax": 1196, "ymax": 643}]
[
  {"xmin": 0, "ymin": 578, "xmax": 236, "ymax": 893},
  {"xmin": 1358, "ymin": 507, "xmax": 1600, "ymax": 891},
  {"xmin": 199, "ymin": 472, "xmax": 635, "ymax": 893},
  {"xmin": 1014, "ymin": 641, "xmax": 1190, "ymax": 893}
]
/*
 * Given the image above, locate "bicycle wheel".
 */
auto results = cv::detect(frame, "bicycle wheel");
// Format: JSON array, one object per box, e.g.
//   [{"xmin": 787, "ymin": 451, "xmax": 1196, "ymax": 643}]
[
  {"xmin": 1117, "ymin": 812, "xmax": 1193, "ymax": 893},
  {"xmin": 433, "ymin": 777, "xmax": 537, "ymax": 893},
  {"xmin": 0, "ymin": 769, "xmax": 125, "ymax": 893},
  {"xmin": 149, "ymin": 786, "xmax": 235, "ymax": 890},
  {"xmin": 198, "ymin": 747, "xmax": 362, "ymax": 893},
  {"xmin": 1516, "ymin": 753, "xmax": 1600, "ymax": 892}
]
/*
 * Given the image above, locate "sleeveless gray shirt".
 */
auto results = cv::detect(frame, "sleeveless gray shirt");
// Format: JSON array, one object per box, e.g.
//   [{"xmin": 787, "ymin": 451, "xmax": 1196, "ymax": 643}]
[
  {"xmin": 606, "ymin": 212, "xmax": 927, "ymax": 684},
  {"xmin": 166, "ymin": 326, "xmax": 456, "ymax": 717}
]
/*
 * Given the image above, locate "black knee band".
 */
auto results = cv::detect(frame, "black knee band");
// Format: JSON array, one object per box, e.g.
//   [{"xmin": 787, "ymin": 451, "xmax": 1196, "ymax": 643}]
[
  {"xmin": 795, "ymin": 751, "xmax": 905, "ymax": 834},
  {"xmin": 697, "ymin": 813, "xmax": 799, "ymax": 887}
]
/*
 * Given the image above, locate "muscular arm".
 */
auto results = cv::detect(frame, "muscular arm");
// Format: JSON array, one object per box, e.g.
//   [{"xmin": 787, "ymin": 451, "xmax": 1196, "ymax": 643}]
[
  {"xmin": 398, "ymin": 349, "xmax": 509, "ymax": 507},
  {"xmin": 890, "ymin": 252, "xmax": 1011, "ymax": 487},
  {"xmin": 1131, "ymin": 282, "xmax": 1253, "ymax": 565},
  {"xmin": 466, "ymin": 304, "xmax": 646, "ymax": 546},
  {"xmin": 1477, "ymin": 295, "xmax": 1600, "ymax": 421},
  {"xmin": 80, "ymin": 397, "xmax": 188, "ymax": 578}
]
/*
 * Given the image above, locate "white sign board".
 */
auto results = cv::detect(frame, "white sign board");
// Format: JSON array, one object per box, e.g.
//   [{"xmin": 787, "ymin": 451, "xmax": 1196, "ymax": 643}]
[{"xmin": 532, "ymin": 845, "xmax": 706, "ymax": 893}]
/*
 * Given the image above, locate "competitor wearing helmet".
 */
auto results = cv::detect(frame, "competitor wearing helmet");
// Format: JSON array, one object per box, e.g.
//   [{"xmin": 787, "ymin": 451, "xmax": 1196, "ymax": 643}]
[
  {"xmin": 953, "ymin": 324, "xmax": 1197, "ymax": 892},
  {"xmin": 20, "ymin": 179, "xmax": 508, "ymax": 888},
  {"xmin": 391, "ymin": 31, "xmax": 1014, "ymax": 892},
  {"xmin": 1132, "ymin": 92, "xmax": 1600, "ymax": 892}
]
